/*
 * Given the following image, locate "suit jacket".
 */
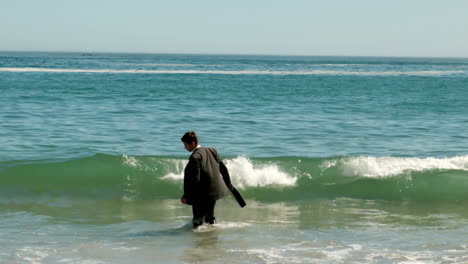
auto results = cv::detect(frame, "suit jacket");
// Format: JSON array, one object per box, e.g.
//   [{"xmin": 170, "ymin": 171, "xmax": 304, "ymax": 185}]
[{"xmin": 183, "ymin": 147, "xmax": 229, "ymax": 204}]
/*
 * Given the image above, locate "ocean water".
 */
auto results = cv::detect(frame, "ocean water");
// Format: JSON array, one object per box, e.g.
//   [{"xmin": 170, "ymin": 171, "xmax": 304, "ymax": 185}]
[{"xmin": 1, "ymin": 52, "xmax": 468, "ymax": 263}]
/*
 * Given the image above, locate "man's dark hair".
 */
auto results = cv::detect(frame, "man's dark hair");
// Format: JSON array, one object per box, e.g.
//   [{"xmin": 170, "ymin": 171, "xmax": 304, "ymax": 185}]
[{"xmin": 181, "ymin": 131, "xmax": 198, "ymax": 144}]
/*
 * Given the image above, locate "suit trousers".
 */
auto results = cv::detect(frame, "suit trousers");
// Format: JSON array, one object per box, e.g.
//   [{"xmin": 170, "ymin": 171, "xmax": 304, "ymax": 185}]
[{"xmin": 192, "ymin": 199, "xmax": 216, "ymax": 228}]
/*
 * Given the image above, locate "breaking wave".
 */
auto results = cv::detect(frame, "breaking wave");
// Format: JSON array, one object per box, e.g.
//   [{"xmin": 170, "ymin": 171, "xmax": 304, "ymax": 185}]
[
  {"xmin": 1, "ymin": 154, "xmax": 467, "ymax": 202},
  {"xmin": 0, "ymin": 67, "xmax": 464, "ymax": 76}
]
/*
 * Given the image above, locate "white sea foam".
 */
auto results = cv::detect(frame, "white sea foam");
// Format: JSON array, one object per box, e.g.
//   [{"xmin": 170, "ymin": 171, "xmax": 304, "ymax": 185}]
[
  {"xmin": 322, "ymin": 244, "xmax": 363, "ymax": 261},
  {"xmin": 121, "ymin": 62, "xmax": 224, "ymax": 67},
  {"xmin": 121, "ymin": 63, "xmax": 199, "ymax": 67},
  {"xmin": 336, "ymin": 155, "xmax": 468, "ymax": 178},
  {"xmin": 16, "ymin": 246, "xmax": 50, "ymax": 264},
  {"xmin": 225, "ymin": 156, "xmax": 296, "ymax": 188},
  {"xmin": 0, "ymin": 67, "xmax": 464, "ymax": 76},
  {"xmin": 228, "ymin": 242, "xmax": 363, "ymax": 263},
  {"xmin": 161, "ymin": 159, "xmax": 187, "ymax": 181},
  {"xmin": 162, "ymin": 156, "xmax": 296, "ymax": 188},
  {"xmin": 193, "ymin": 221, "xmax": 251, "ymax": 232},
  {"xmin": 122, "ymin": 154, "xmax": 139, "ymax": 168}
]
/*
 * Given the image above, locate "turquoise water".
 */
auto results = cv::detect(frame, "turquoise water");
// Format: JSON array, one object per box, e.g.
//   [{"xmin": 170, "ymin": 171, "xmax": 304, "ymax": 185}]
[{"xmin": 1, "ymin": 52, "xmax": 468, "ymax": 263}]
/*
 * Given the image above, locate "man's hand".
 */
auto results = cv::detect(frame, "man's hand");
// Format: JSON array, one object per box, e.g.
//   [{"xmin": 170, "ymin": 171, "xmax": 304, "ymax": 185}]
[{"xmin": 181, "ymin": 197, "xmax": 188, "ymax": 204}]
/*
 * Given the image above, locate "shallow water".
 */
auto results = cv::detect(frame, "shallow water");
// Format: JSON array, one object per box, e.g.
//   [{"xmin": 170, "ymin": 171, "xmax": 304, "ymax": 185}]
[{"xmin": 2, "ymin": 198, "xmax": 468, "ymax": 263}]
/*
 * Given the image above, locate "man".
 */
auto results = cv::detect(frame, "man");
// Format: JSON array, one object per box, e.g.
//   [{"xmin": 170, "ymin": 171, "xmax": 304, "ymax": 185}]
[{"xmin": 180, "ymin": 131, "xmax": 233, "ymax": 228}]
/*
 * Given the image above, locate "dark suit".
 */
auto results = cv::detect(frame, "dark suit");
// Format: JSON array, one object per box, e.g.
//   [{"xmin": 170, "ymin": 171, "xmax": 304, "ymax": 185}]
[{"xmin": 183, "ymin": 147, "xmax": 229, "ymax": 227}]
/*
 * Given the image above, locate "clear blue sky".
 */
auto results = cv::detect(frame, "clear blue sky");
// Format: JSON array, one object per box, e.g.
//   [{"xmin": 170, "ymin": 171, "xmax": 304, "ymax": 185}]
[{"xmin": 1, "ymin": 0, "xmax": 467, "ymax": 57}]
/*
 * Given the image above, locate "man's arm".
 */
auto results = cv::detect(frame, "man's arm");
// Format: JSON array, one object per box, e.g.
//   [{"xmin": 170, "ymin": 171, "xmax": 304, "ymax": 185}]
[
  {"xmin": 215, "ymin": 151, "xmax": 247, "ymax": 208},
  {"xmin": 182, "ymin": 154, "xmax": 201, "ymax": 205},
  {"xmin": 219, "ymin": 161, "xmax": 233, "ymax": 189}
]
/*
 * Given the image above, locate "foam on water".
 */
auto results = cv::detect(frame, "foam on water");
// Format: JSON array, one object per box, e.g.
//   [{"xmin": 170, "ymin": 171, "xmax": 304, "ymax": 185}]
[
  {"xmin": 325, "ymin": 155, "xmax": 468, "ymax": 178},
  {"xmin": 228, "ymin": 242, "xmax": 364, "ymax": 264},
  {"xmin": 0, "ymin": 67, "xmax": 464, "ymax": 76},
  {"xmin": 224, "ymin": 157, "xmax": 296, "ymax": 188},
  {"xmin": 193, "ymin": 221, "xmax": 251, "ymax": 233}
]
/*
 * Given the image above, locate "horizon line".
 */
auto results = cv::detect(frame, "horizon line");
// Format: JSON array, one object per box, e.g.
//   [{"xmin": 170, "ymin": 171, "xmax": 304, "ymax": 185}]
[{"xmin": 1, "ymin": 49, "xmax": 467, "ymax": 60}]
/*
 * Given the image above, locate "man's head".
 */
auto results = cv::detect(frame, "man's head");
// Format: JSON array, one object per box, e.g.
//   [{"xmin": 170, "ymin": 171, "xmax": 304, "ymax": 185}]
[{"xmin": 181, "ymin": 131, "xmax": 198, "ymax": 152}]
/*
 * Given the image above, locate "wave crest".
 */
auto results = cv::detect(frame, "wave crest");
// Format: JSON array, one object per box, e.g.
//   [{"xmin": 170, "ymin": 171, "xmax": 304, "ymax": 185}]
[
  {"xmin": 161, "ymin": 156, "xmax": 296, "ymax": 188},
  {"xmin": 329, "ymin": 156, "xmax": 468, "ymax": 178},
  {"xmin": 1, "ymin": 154, "xmax": 468, "ymax": 202},
  {"xmin": 0, "ymin": 67, "xmax": 464, "ymax": 76}
]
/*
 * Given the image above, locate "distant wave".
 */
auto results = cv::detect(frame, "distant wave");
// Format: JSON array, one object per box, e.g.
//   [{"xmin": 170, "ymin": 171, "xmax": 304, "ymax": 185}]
[
  {"xmin": 120, "ymin": 63, "xmax": 222, "ymax": 67},
  {"xmin": 1, "ymin": 154, "xmax": 468, "ymax": 202},
  {"xmin": 0, "ymin": 67, "xmax": 464, "ymax": 76}
]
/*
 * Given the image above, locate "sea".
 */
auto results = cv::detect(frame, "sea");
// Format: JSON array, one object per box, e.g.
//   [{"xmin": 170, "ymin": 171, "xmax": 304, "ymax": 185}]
[{"xmin": 1, "ymin": 51, "xmax": 467, "ymax": 264}]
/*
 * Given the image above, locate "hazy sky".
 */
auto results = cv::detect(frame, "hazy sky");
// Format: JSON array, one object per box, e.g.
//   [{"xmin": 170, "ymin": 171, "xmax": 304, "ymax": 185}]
[{"xmin": 1, "ymin": 0, "xmax": 467, "ymax": 57}]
